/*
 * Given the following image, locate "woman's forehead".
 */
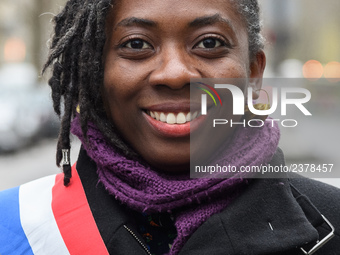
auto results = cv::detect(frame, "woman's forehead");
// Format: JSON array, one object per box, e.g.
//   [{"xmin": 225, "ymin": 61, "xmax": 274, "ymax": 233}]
[{"xmin": 107, "ymin": 0, "xmax": 245, "ymax": 30}]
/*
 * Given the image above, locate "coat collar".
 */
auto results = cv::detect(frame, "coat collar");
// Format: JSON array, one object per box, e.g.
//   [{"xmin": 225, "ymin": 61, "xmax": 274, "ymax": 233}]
[
  {"xmin": 179, "ymin": 178, "xmax": 320, "ymax": 254},
  {"xmin": 179, "ymin": 149, "xmax": 322, "ymax": 255}
]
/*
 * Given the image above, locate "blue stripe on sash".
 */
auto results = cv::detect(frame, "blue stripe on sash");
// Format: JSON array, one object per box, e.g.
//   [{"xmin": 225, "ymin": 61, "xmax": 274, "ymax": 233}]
[{"xmin": 0, "ymin": 186, "xmax": 34, "ymax": 255}]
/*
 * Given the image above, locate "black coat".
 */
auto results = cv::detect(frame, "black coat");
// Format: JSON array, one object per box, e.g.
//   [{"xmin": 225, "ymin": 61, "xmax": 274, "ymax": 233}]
[{"xmin": 78, "ymin": 148, "xmax": 340, "ymax": 255}]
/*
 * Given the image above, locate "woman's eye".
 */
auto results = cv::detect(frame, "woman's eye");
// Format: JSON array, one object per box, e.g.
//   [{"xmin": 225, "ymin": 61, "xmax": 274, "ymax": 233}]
[
  {"xmin": 124, "ymin": 39, "xmax": 152, "ymax": 49},
  {"xmin": 196, "ymin": 38, "xmax": 224, "ymax": 49}
]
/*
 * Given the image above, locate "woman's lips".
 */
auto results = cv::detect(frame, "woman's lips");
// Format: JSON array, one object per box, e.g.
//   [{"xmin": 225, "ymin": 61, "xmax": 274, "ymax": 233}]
[{"xmin": 143, "ymin": 110, "xmax": 206, "ymax": 137}]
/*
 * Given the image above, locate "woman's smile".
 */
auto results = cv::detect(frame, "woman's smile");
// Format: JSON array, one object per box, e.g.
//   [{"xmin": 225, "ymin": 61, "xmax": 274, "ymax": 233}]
[
  {"xmin": 142, "ymin": 100, "xmax": 204, "ymax": 137},
  {"xmin": 102, "ymin": 0, "xmax": 264, "ymax": 172}
]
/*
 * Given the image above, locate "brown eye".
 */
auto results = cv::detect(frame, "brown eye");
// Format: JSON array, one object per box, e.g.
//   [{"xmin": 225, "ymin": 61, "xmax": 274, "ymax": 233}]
[
  {"xmin": 196, "ymin": 38, "xmax": 223, "ymax": 49},
  {"xmin": 124, "ymin": 39, "xmax": 152, "ymax": 49}
]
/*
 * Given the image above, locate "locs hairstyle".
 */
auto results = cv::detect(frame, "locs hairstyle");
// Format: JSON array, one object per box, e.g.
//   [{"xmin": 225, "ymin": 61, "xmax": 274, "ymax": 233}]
[{"xmin": 42, "ymin": 0, "xmax": 264, "ymax": 186}]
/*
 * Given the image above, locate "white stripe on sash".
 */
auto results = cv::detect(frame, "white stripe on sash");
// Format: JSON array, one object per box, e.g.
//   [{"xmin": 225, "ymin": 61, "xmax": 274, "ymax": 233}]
[{"xmin": 19, "ymin": 175, "xmax": 70, "ymax": 255}]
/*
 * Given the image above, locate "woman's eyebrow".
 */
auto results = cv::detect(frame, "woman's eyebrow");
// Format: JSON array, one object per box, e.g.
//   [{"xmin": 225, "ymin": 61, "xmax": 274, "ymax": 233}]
[
  {"xmin": 114, "ymin": 14, "xmax": 234, "ymax": 31},
  {"xmin": 189, "ymin": 14, "xmax": 234, "ymax": 30},
  {"xmin": 116, "ymin": 17, "xmax": 157, "ymax": 28}
]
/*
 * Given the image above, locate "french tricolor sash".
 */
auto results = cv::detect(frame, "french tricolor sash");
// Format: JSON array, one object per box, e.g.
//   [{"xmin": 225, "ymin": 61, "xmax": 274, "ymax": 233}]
[{"xmin": 0, "ymin": 164, "xmax": 109, "ymax": 255}]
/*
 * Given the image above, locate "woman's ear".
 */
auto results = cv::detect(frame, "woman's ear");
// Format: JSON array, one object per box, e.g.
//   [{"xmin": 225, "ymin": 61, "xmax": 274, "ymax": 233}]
[{"xmin": 249, "ymin": 50, "xmax": 266, "ymax": 99}]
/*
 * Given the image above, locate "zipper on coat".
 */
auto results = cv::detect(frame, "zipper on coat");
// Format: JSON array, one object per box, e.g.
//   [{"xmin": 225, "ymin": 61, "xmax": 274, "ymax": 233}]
[{"xmin": 123, "ymin": 224, "xmax": 152, "ymax": 255}]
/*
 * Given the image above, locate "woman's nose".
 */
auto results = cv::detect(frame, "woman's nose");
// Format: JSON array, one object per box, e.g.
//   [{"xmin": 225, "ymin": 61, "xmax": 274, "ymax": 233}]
[{"xmin": 148, "ymin": 45, "xmax": 201, "ymax": 90}]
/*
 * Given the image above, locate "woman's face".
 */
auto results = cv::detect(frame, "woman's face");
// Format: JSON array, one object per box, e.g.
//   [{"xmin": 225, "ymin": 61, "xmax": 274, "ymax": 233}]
[{"xmin": 103, "ymin": 0, "xmax": 265, "ymax": 172}]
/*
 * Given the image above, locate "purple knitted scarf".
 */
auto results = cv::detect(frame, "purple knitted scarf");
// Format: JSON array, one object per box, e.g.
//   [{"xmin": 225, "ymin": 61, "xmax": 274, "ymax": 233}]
[{"xmin": 71, "ymin": 117, "xmax": 280, "ymax": 254}]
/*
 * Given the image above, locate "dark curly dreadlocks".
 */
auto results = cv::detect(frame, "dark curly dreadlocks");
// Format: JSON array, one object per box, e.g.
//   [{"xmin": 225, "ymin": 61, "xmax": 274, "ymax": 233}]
[
  {"xmin": 42, "ymin": 0, "xmax": 135, "ymax": 186},
  {"xmin": 43, "ymin": 0, "xmax": 264, "ymax": 186}
]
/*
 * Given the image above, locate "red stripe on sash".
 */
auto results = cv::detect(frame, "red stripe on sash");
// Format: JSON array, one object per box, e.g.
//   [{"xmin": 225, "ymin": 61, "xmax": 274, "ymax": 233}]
[{"xmin": 52, "ymin": 164, "xmax": 109, "ymax": 254}]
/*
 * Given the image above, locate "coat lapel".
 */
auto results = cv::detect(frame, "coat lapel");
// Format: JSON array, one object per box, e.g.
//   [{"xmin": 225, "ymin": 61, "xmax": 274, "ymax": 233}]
[{"xmin": 180, "ymin": 177, "xmax": 319, "ymax": 255}]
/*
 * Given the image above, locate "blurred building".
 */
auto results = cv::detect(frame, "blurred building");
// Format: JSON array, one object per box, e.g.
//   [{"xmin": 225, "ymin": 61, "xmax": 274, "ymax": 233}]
[
  {"xmin": 259, "ymin": 0, "xmax": 340, "ymax": 77},
  {"xmin": 0, "ymin": 0, "xmax": 64, "ymax": 152},
  {"xmin": 0, "ymin": 0, "xmax": 67, "ymax": 72}
]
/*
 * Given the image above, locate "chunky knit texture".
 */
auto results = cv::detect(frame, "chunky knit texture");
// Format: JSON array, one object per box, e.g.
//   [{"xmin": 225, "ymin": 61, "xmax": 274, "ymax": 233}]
[{"xmin": 71, "ymin": 117, "xmax": 280, "ymax": 254}]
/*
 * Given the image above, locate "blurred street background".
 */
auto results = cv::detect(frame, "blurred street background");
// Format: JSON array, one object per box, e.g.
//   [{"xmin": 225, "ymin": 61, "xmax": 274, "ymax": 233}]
[{"xmin": 0, "ymin": 0, "xmax": 340, "ymax": 190}]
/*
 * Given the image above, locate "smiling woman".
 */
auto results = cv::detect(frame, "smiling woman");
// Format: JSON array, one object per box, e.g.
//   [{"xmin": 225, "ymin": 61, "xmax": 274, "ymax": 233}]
[
  {"xmin": 101, "ymin": 0, "xmax": 259, "ymax": 172},
  {"xmin": 1, "ymin": 0, "xmax": 340, "ymax": 255}
]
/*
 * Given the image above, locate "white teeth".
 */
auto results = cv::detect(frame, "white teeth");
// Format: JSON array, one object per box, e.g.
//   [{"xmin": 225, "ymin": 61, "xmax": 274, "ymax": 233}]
[
  {"xmin": 154, "ymin": 112, "xmax": 160, "ymax": 121},
  {"xmin": 176, "ymin": 112, "xmax": 186, "ymax": 124},
  {"xmin": 186, "ymin": 112, "xmax": 191, "ymax": 122},
  {"xmin": 167, "ymin": 113, "xmax": 176, "ymax": 124},
  {"xmin": 148, "ymin": 111, "xmax": 200, "ymax": 124},
  {"xmin": 160, "ymin": 112, "xmax": 166, "ymax": 122}
]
